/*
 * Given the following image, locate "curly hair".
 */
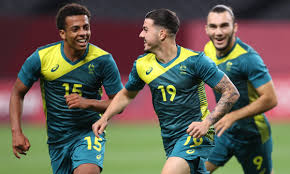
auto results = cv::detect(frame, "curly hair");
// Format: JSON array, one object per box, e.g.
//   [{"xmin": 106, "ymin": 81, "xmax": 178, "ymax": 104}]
[{"xmin": 56, "ymin": 3, "xmax": 91, "ymax": 30}]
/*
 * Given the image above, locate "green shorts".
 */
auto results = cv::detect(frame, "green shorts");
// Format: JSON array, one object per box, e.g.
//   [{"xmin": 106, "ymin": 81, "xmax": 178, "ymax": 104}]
[
  {"xmin": 49, "ymin": 130, "xmax": 106, "ymax": 174},
  {"xmin": 208, "ymin": 134, "xmax": 273, "ymax": 174},
  {"xmin": 165, "ymin": 133, "xmax": 214, "ymax": 174}
]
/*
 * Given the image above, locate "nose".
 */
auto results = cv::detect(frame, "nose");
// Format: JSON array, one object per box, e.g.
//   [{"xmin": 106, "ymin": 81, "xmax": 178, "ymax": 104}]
[
  {"xmin": 139, "ymin": 31, "xmax": 144, "ymax": 38},
  {"xmin": 79, "ymin": 28, "xmax": 88, "ymax": 36},
  {"xmin": 215, "ymin": 27, "xmax": 223, "ymax": 36}
]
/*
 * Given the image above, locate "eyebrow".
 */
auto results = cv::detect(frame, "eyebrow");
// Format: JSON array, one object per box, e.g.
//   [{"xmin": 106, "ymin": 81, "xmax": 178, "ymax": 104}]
[{"xmin": 208, "ymin": 22, "xmax": 230, "ymax": 27}]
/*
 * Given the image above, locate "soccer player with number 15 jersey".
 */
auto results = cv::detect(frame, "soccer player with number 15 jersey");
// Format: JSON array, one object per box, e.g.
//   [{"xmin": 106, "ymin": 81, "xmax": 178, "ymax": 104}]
[{"xmin": 9, "ymin": 3, "xmax": 123, "ymax": 174}]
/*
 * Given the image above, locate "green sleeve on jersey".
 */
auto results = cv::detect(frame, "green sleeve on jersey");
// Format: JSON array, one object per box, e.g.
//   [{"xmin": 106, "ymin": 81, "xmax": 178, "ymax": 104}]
[
  {"xmin": 18, "ymin": 50, "xmax": 41, "ymax": 88},
  {"xmin": 194, "ymin": 54, "xmax": 224, "ymax": 88},
  {"xmin": 125, "ymin": 60, "xmax": 145, "ymax": 91},
  {"xmin": 100, "ymin": 54, "xmax": 123, "ymax": 95},
  {"xmin": 240, "ymin": 53, "xmax": 271, "ymax": 88}
]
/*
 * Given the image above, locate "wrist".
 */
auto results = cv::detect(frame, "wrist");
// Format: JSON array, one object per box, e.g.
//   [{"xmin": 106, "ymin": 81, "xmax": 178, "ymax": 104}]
[
  {"xmin": 11, "ymin": 128, "xmax": 22, "ymax": 135},
  {"xmin": 202, "ymin": 119, "xmax": 212, "ymax": 127},
  {"xmin": 226, "ymin": 112, "xmax": 236, "ymax": 123},
  {"xmin": 100, "ymin": 114, "xmax": 110, "ymax": 122}
]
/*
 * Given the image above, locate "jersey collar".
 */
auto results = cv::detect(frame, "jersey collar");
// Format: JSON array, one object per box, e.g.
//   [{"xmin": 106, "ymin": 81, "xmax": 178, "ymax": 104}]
[{"xmin": 60, "ymin": 41, "xmax": 89, "ymax": 65}]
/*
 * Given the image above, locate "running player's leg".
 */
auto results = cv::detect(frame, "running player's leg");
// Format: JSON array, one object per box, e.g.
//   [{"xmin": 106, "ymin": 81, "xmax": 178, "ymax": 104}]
[
  {"xmin": 165, "ymin": 133, "xmax": 213, "ymax": 174},
  {"xmin": 205, "ymin": 161, "xmax": 218, "ymax": 173},
  {"xmin": 72, "ymin": 131, "xmax": 106, "ymax": 174},
  {"xmin": 73, "ymin": 163, "xmax": 100, "ymax": 174},
  {"xmin": 206, "ymin": 134, "xmax": 234, "ymax": 173},
  {"xmin": 162, "ymin": 156, "xmax": 210, "ymax": 174},
  {"xmin": 162, "ymin": 157, "xmax": 190, "ymax": 174},
  {"xmin": 236, "ymin": 137, "xmax": 273, "ymax": 174},
  {"xmin": 49, "ymin": 144, "xmax": 73, "ymax": 174}
]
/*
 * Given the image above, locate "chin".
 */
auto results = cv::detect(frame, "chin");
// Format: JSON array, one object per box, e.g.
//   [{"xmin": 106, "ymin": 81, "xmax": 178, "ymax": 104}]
[
  {"xmin": 143, "ymin": 47, "xmax": 149, "ymax": 53},
  {"xmin": 77, "ymin": 45, "xmax": 88, "ymax": 50},
  {"xmin": 213, "ymin": 43, "xmax": 227, "ymax": 51}
]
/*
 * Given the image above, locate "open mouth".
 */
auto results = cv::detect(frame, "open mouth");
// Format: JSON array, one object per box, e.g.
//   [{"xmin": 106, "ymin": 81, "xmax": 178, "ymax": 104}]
[
  {"xmin": 215, "ymin": 37, "xmax": 225, "ymax": 45},
  {"xmin": 76, "ymin": 39, "xmax": 87, "ymax": 46},
  {"xmin": 143, "ymin": 40, "xmax": 147, "ymax": 47}
]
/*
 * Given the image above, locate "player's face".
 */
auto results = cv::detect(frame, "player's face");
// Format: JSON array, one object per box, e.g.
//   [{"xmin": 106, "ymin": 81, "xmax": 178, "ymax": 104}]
[
  {"xmin": 206, "ymin": 11, "xmax": 237, "ymax": 53},
  {"xmin": 60, "ymin": 15, "xmax": 91, "ymax": 52},
  {"xmin": 139, "ymin": 18, "xmax": 161, "ymax": 53}
]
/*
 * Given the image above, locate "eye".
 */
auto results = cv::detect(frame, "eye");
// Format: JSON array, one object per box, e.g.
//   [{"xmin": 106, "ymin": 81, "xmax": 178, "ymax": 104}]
[
  {"xmin": 143, "ymin": 27, "xmax": 148, "ymax": 32},
  {"xmin": 83, "ymin": 24, "xmax": 90, "ymax": 31},
  {"xmin": 208, "ymin": 24, "xmax": 217, "ymax": 29},
  {"xmin": 71, "ymin": 26, "xmax": 79, "ymax": 32},
  {"xmin": 220, "ymin": 23, "xmax": 230, "ymax": 28}
]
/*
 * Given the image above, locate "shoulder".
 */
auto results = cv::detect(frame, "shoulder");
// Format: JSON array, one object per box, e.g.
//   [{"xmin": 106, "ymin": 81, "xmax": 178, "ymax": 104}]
[
  {"xmin": 37, "ymin": 41, "xmax": 62, "ymax": 54},
  {"xmin": 86, "ymin": 43, "xmax": 119, "ymax": 65},
  {"xmin": 233, "ymin": 38, "xmax": 258, "ymax": 56},
  {"xmin": 180, "ymin": 46, "xmax": 210, "ymax": 64},
  {"xmin": 239, "ymin": 52, "xmax": 264, "ymax": 68},
  {"xmin": 178, "ymin": 46, "xmax": 205, "ymax": 66},
  {"xmin": 236, "ymin": 39, "xmax": 263, "ymax": 62},
  {"xmin": 87, "ymin": 43, "xmax": 110, "ymax": 59},
  {"xmin": 135, "ymin": 52, "xmax": 154, "ymax": 65},
  {"xmin": 236, "ymin": 38, "xmax": 256, "ymax": 52},
  {"xmin": 180, "ymin": 46, "xmax": 201, "ymax": 57},
  {"xmin": 37, "ymin": 41, "xmax": 62, "ymax": 51},
  {"xmin": 24, "ymin": 42, "xmax": 62, "ymax": 62},
  {"xmin": 136, "ymin": 52, "xmax": 152, "ymax": 60}
]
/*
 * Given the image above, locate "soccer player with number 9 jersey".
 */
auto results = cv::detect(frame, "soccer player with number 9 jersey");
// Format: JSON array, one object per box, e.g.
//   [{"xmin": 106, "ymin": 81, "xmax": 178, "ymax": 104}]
[{"xmin": 204, "ymin": 5, "xmax": 278, "ymax": 174}]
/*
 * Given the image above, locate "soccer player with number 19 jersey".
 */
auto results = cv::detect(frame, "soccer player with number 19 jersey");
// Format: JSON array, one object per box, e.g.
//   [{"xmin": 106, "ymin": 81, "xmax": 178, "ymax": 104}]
[{"xmin": 92, "ymin": 9, "xmax": 239, "ymax": 174}]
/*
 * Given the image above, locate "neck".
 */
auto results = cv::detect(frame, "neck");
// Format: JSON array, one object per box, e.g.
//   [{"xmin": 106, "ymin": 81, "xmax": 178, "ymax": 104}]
[
  {"xmin": 216, "ymin": 37, "xmax": 236, "ymax": 57},
  {"xmin": 63, "ymin": 42, "xmax": 86, "ymax": 62},
  {"xmin": 154, "ymin": 40, "xmax": 178, "ymax": 64}
]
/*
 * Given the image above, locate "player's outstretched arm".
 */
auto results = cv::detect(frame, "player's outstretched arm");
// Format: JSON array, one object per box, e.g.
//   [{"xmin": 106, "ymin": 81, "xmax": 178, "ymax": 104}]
[
  {"xmin": 207, "ymin": 74, "xmax": 240, "ymax": 124},
  {"xmin": 9, "ymin": 78, "xmax": 31, "ymax": 158},
  {"xmin": 232, "ymin": 80, "xmax": 277, "ymax": 117},
  {"xmin": 187, "ymin": 74, "xmax": 239, "ymax": 138},
  {"xmin": 215, "ymin": 80, "xmax": 277, "ymax": 136},
  {"xmin": 92, "ymin": 88, "xmax": 139, "ymax": 138}
]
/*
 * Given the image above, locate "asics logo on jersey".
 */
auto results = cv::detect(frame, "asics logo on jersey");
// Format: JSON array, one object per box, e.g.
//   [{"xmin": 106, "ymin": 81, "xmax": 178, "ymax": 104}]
[
  {"xmin": 51, "ymin": 64, "xmax": 59, "ymax": 72},
  {"xmin": 146, "ymin": 67, "xmax": 153, "ymax": 75},
  {"xmin": 96, "ymin": 155, "xmax": 101, "ymax": 160}
]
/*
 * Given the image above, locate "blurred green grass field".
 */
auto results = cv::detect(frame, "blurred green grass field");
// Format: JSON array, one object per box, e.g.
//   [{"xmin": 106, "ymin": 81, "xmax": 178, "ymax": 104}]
[{"xmin": 0, "ymin": 123, "xmax": 289, "ymax": 174}]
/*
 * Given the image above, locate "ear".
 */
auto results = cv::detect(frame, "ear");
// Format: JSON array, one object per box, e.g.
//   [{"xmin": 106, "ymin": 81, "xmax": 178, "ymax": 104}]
[
  {"xmin": 234, "ymin": 22, "xmax": 238, "ymax": 33},
  {"xmin": 59, "ymin": 29, "xmax": 65, "ymax": 40},
  {"xmin": 159, "ymin": 29, "xmax": 167, "ymax": 41}
]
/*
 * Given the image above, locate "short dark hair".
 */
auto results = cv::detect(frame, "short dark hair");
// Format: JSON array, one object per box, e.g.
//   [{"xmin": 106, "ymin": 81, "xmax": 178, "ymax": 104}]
[
  {"xmin": 209, "ymin": 4, "xmax": 235, "ymax": 23},
  {"xmin": 56, "ymin": 3, "xmax": 91, "ymax": 30},
  {"xmin": 145, "ymin": 9, "xmax": 180, "ymax": 35}
]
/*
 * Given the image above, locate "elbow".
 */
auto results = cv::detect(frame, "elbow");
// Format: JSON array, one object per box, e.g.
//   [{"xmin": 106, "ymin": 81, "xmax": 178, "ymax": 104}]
[
  {"xmin": 270, "ymin": 96, "xmax": 278, "ymax": 109},
  {"xmin": 118, "ymin": 109, "xmax": 124, "ymax": 114},
  {"xmin": 264, "ymin": 95, "xmax": 278, "ymax": 111},
  {"xmin": 232, "ymin": 90, "xmax": 240, "ymax": 103}
]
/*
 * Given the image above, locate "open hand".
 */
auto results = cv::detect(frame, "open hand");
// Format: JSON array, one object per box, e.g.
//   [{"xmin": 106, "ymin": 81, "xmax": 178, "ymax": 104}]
[
  {"xmin": 214, "ymin": 114, "xmax": 234, "ymax": 137},
  {"xmin": 92, "ymin": 118, "xmax": 108, "ymax": 138}
]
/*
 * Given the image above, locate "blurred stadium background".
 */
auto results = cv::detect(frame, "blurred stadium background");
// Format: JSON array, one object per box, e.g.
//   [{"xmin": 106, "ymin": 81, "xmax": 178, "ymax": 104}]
[{"xmin": 1, "ymin": 0, "xmax": 289, "ymax": 173}]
